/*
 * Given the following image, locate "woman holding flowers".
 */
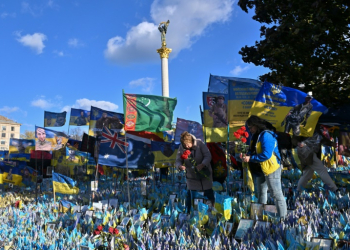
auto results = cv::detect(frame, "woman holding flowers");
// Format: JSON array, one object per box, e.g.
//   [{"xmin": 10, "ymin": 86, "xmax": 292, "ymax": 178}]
[
  {"xmin": 241, "ymin": 115, "xmax": 287, "ymax": 218},
  {"xmin": 175, "ymin": 131, "xmax": 213, "ymax": 212}
]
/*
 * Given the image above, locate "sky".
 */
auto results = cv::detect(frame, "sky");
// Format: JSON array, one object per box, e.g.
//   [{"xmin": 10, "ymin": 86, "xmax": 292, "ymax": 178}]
[{"xmin": 0, "ymin": 0, "xmax": 270, "ymax": 135}]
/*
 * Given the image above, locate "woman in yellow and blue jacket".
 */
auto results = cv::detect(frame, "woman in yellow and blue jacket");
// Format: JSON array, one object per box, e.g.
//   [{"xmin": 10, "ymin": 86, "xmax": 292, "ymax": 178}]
[{"xmin": 241, "ymin": 115, "xmax": 287, "ymax": 218}]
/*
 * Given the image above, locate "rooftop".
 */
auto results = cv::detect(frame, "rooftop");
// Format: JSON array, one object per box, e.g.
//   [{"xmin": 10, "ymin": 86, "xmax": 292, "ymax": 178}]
[{"xmin": 0, "ymin": 115, "xmax": 21, "ymax": 125}]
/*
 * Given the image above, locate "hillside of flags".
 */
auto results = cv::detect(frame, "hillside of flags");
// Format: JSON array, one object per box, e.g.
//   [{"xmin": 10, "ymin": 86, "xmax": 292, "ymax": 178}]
[{"xmin": 1, "ymin": 81, "xmax": 350, "ymax": 249}]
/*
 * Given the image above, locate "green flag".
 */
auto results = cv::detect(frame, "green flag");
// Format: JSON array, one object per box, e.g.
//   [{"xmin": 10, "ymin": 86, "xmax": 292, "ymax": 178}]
[{"xmin": 123, "ymin": 92, "xmax": 177, "ymax": 132}]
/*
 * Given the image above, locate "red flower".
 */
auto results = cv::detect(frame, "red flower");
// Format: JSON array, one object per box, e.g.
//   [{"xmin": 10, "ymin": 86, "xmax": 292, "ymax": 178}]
[
  {"xmin": 114, "ymin": 228, "xmax": 119, "ymax": 235},
  {"xmin": 181, "ymin": 154, "xmax": 188, "ymax": 160},
  {"xmin": 238, "ymin": 129, "xmax": 245, "ymax": 136},
  {"xmin": 15, "ymin": 200, "xmax": 20, "ymax": 208},
  {"xmin": 233, "ymin": 132, "xmax": 240, "ymax": 139},
  {"xmin": 244, "ymin": 132, "xmax": 249, "ymax": 138},
  {"xmin": 97, "ymin": 225, "xmax": 103, "ymax": 231},
  {"xmin": 241, "ymin": 138, "xmax": 247, "ymax": 143},
  {"xmin": 241, "ymin": 126, "xmax": 246, "ymax": 131},
  {"xmin": 94, "ymin": 230, "xmax": 101, "ymax": 235},
  {"xmin": 184, "ymin": 150, "xmax": 191, "ymax": 155},
  {"xmin": 109, "ymin": 227, "xmax": 114, "ymax": 234},
  {"xmin": 181, "ymin": 150, "xmax": 191, "ymax": 160}
]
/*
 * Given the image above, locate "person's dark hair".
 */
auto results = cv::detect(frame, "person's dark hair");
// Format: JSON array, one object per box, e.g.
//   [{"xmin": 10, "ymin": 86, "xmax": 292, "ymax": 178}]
[{"xmin": 246, "ymin": 115, "xmax": 276, "ymax": 134}]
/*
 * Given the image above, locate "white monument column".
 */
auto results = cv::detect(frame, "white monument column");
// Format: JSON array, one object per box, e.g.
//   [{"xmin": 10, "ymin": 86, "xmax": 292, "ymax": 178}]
[
  {"xmin": 157, "ymin": 20, "xmax": 172, "ymax": 97},
  {"xmin": 157, "ymin": 47, "xmax": 172, "ymax": 97}
]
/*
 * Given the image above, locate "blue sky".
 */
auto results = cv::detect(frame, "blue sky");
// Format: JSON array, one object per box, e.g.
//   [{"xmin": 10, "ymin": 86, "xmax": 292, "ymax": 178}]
[{"xmin": 0, "ymin": 0, "xmax": 269, "ymax": 135}]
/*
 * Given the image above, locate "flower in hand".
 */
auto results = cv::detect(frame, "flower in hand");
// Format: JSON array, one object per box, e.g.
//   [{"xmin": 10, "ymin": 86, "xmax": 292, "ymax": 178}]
[{"xmin": 181, "ymin": 150, "xmax": 191, "ymax": 160}]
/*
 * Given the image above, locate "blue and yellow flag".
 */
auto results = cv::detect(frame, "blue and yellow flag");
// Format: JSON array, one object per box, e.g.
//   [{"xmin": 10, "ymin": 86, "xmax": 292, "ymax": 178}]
[
  {"xmin": 89, "ymin": 106, "xmax": 124, "ymax": 137},
  {"xmin": 52, "ymin": 172, "xmax": 79, "ymax": 195},
  {"xmin": 227, "ymin": 79, "xmax": 261, "ymax": 125},
  {"xmin": 250, "ymin": 81, "xmax": 327, "ymax": 137},
  {"xmin": 35, "ymin": 126, "xmax": 68, "ymax": 151},
  {"xmin": 69, "ymin": 108, "xmax": 90, "ymax": 126},
  {"xmin": 203, "ymin": 92, "xmax": 228, "ymax": 142},
  {"xmin": 174, "ymin": 118, "xmax": 204, "ymax": 143},
  {"xmin": 0, "ymin": 162, "xmax": 36, "ymax": 186},
  {"xmin": 44, "ymin": 111, "xmax": 67, "ymax": 127},
  {"xmin": 208, "ymin": 74, "xmax": 262, "ymax": 94},
  {"xmin": 151, "ymin": 141, "xmax": 180, "ymax": 168},
  {"xmin": 59, "ymin": 200, "xmax": 75, "ymax": 213},
  {"xmin": 0, "ymin": 151, "xmax": 9, "ymax": 161},
  {"xmin": 9, "ymin": 139, "xmax": 35, "ymax": 162}
]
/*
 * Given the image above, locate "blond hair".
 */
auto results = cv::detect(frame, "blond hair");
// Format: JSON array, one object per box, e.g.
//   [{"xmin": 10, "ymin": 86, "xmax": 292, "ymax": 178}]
[{"xmin": 180, "ymin": 131, "xmax": 193, "ymax": 145}]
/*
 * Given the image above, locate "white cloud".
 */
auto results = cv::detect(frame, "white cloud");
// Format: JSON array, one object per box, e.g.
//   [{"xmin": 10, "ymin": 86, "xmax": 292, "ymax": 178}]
[
  {"xmin": 129, "ymin": 77, "xmax": 156, "ymax": 93},
  {"xmin": 53, "ymin": 50, "xmax": 65, "ymax": 57},
  {"xmin": 68, "ymin": 38, "xmax": 84, "ymax": 48},
  {"xmin": 21, "ymin": 2, "xmax": 37, "ymax": 16},
  {"xmin": 230, "ymin": 65, "xmax": 250, "ymax": 76},
  {"xmin": 31, "ymin": 98, "xmax": 54, "ymax": 109},
  {"xmin": 62, "ymin": 99, "xmax": 119, "ymax": 112},
  {"xmin": 0, "ymin": 106, "xmax": 19, "ymax": 113},
  {"xmin": 104, "ymin": 0, "xmax": 234, "ymax": 64},
  {"xmin": 16, "ymin": 32, "xmax": 47, "ymax": 54},
  {"xmin": 1, "ymin": 12, "xmax": 16, "ymax": 18}
]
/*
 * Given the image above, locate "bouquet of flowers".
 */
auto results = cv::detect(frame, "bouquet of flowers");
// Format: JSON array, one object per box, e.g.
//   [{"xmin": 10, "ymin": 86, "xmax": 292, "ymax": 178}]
[
  {"xmin": 181, "ymin": 150, "xmax": 210, "ymax": 180},
  {"xmin": 93, "ymin": 225, "xmax": 129, "ymax": 250},
  {"xmin": 233, "ymin": 126, "xmax": 249, "ymax": 155}
]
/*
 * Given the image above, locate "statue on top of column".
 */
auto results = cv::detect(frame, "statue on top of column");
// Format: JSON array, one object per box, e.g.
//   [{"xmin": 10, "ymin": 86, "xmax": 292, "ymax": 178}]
[{"xmin": 158, "ymin": 20, "xmax": 170, "ymax": 47}]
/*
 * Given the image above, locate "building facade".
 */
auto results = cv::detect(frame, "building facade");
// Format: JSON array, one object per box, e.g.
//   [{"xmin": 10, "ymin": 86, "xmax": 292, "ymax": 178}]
[{"xmin": 0, "ymin": 115, "xmax": 21, "ymax": 151}]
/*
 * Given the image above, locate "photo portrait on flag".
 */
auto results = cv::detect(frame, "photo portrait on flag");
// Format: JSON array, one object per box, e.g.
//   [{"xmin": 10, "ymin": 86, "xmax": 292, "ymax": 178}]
[
  {"xmin": 69, "ymin": 108, "xmax": 90, "ymax": 126},
  {"xmin": 203, "ymin": 92, "xmax": 228, "ymax": 142},
  {"xmin": 249, "ymin": 81, "xmax": 327, "ymax": 137},
  {"xmin": 9, "ymin": 138, "xmax": 35, "ymax": 162},
  {"xmin": 44, "ymin": 111, "xmax": 67, "ymax": 127},
  {"xmin": 35, "ymin": 126, "xmax": 68, "ymax": 151},
  {"xmin": 88, "ymin": 106, "xmax": 124, "ymax": 137}
]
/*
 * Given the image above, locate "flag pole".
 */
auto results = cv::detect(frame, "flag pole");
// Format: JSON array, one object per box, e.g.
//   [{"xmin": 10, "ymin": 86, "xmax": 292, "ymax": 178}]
[
  {"xmin": 35, "ymin": 151, "xmax": 38, "ymax": 204},
  {"xmin": 53, "ymin": 170, "xmax": 56, "ymax": 212},
  {"xmin": 124, "ymin": 133, "xmax": 131, "ymax": 205},
  {"xmin": 122, "ymin": 89, "xmax": 131, "ymax": 204},
  {"xmin": 226, "ymin": 123, "xmax": 230, "ymax": 196}
]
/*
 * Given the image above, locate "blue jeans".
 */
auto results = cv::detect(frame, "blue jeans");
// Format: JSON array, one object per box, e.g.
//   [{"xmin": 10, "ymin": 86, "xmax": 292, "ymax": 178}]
[{"xmin": 254, "ymin": 167, "xmax": 287, "ymax": 218}]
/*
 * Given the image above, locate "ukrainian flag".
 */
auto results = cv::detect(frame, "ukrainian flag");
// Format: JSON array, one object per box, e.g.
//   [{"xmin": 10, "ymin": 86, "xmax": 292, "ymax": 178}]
[
  {"xmin": 52, "ymin": 172, "xmax": 79, "ymax": 195},
  {"xmin": 151, "ymin": 141, "xmax": 179, "ymax": 168},
  {"xmin": 0, "ymin": 162, "xmax": 24, "ymax": 186},
  {"xmin": 0, "ymin": 151, "xmax": 8, "ymax": 161},
  {"xmin": 59, "ymin": 200, "xmax": 75, "ymax": 213},
  {"xmin": 9, "ymin": 139, "xmax": 35, "ymax": 162},
  {"xmin": 249, "ymin": 81, "xmax": 327, "ymax": 137}
]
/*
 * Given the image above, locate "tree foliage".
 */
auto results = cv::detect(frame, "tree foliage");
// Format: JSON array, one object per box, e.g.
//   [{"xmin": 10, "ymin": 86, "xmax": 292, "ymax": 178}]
[
  {"xmin": 238, "ymin": 0, "xmax": 350, "ymax": 107},
  {"xmin": 20, "ymin": 130, "xmax": 35, "ymax": 139}
]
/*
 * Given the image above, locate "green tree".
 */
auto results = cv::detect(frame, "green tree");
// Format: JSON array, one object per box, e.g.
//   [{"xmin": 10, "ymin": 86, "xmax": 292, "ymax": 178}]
[
  {"xmin": 20, "ymin": 130, "xmax": 35, "ymax": 139},
  {"xmin": 238, "ymin": 0, "xmax": 350, "ymax": 107}
]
